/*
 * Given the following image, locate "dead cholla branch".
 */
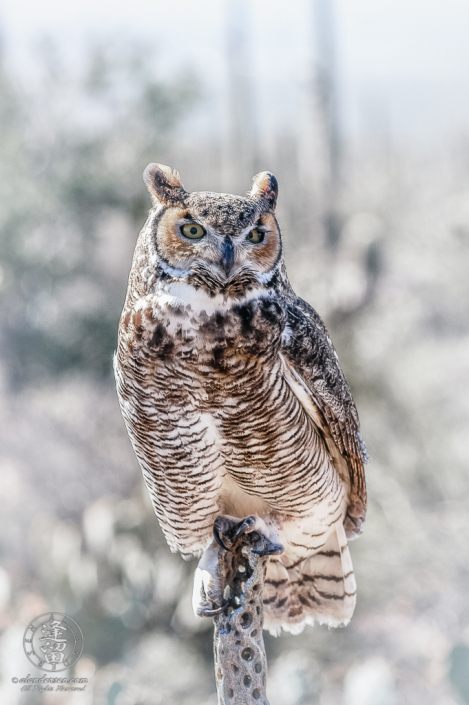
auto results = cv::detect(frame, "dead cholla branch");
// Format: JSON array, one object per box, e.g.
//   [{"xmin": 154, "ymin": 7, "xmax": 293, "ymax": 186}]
[{"xmin": 199, "ymin": 525, "xmax": 271, "ymax": 705}]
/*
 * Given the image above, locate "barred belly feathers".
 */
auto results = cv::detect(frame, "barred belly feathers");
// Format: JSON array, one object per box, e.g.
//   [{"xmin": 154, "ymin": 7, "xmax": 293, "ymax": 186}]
[{"xmin": 114, "ymin": 163, "xmax": 368, "ymax": 635}]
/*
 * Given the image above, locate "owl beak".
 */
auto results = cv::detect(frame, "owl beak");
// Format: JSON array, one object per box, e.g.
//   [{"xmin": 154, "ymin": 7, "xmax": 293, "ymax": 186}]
[{"xmin": 221, "ymin": 236, "xmax": 234, "ymax": 277}]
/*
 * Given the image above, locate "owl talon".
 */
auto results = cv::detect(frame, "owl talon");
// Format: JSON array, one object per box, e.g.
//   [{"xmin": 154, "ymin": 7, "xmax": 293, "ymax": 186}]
[
  {"xmin": 213, "ymin": 522, "xmax": 231, "ymax": 552},
  {"xmin": 252, "ymin": 542, "xmax": 284, "ymax": 556},
  {"xmin": 196, "ymin": 601, "xmax": 229, "ymax": 618},
  {"xmin": 234, "ymin": 515, "xmax": 257, "ymax": 539}
]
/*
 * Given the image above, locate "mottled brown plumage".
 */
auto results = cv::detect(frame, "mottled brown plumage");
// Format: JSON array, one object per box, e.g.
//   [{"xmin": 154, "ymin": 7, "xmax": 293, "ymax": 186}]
[{"xmin": 114, "ymin": 164, "xmax": 368, "ymax": 634}]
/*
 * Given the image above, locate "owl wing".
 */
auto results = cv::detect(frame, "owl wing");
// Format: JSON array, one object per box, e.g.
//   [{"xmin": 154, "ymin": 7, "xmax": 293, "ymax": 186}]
[{"xmin": 280, "ymin": 296, "xmax": 368, "ymax": 538}]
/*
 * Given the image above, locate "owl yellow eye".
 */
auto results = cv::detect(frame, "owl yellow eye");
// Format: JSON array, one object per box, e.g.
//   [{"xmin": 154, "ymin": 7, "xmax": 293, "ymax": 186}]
[
  {"xmin": 181, "ymin": 223, "xmax": 206, "ymax": 239},
  {"xmin": 246, "ymin": 229, "xmax": 265, "ymax": 244}
]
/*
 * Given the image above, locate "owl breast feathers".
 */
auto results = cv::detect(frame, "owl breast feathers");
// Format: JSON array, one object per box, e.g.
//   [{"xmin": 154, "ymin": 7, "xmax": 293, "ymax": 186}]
[{"xmin": 114, "ymin": 163, "xmax": 368, "ymax": 635}]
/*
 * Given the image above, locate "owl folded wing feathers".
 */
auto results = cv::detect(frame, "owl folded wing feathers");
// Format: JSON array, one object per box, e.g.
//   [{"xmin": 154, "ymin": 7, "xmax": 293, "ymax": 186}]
[{"xmin": 280, "ymin": 296, "xmax": 368, "ymax": 539}]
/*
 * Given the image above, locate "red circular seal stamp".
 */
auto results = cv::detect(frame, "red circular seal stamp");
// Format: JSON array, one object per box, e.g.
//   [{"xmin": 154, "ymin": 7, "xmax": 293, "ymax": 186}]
[{"xmin": 23, "ymin": 613, "xmax": 84, "ymax": 672}]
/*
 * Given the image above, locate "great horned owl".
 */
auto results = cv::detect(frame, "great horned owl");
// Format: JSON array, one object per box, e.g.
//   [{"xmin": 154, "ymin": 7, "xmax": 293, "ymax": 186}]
[{"xmin": 114, "ymin": 164, "xmax": 368, "ymax": 634}]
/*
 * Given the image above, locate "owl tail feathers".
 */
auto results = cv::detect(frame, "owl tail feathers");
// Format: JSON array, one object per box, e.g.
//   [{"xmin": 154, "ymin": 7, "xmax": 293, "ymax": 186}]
[{"xmin": 263, "ymin": 524, "xmax": 357, "ymax": 636}]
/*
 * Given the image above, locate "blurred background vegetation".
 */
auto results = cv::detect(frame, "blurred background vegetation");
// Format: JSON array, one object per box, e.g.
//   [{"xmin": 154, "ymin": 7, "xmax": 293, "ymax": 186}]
[{"xmin": 1, "ymin": 1, "xmax": 469, "ymax": 704}]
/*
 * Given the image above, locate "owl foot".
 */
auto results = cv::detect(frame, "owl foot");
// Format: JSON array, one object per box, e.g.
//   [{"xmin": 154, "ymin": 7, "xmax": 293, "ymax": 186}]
[
  {"xmin": 192, "ymin": 543, "xmax": 228, "ymax": 618},
  {"xmin": 214, "ymin": 514, "xmax": 284, "ymax": 556}
]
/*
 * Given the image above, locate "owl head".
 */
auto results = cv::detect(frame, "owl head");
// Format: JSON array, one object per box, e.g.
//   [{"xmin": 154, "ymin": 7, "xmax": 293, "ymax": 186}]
[{"xmin": 142, "ymin": 163, "xmax": 282, "ymax": 295}]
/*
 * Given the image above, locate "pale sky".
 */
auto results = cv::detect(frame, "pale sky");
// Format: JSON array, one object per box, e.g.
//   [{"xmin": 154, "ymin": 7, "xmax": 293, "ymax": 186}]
[{"xmin": 1, "ymin": 0, "xmax": 469, "ymax": 141}]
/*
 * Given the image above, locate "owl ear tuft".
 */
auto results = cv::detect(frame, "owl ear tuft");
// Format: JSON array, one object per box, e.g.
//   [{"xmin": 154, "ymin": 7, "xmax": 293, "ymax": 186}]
[
  {"xmin": 249, "ymin": 171, "xmax": 278, "ymax": 211},
  {"xmin": 143, "ymin": 163, "xmax": 187, "ymax": 205}
]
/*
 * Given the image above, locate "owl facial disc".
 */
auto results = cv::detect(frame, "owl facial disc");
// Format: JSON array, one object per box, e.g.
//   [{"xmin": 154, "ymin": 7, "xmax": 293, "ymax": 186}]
[{"xmin": 143, "ymin": 164, "xmax": 282, "ymax": 293}]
